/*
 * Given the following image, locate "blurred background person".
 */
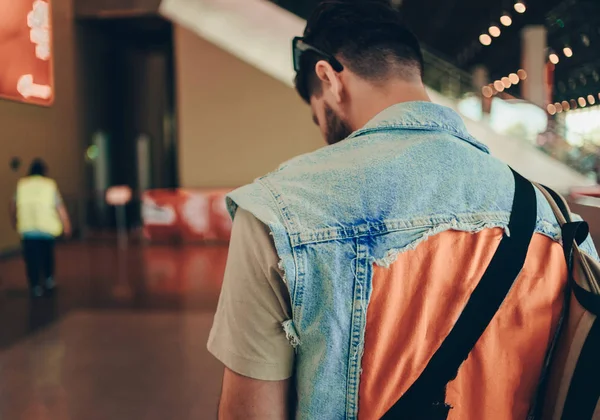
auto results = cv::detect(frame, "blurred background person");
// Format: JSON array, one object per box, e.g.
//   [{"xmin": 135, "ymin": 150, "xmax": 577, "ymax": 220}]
[{"xmin": 9, "ymin": 158, "xmax": 71, "ymax": 298}]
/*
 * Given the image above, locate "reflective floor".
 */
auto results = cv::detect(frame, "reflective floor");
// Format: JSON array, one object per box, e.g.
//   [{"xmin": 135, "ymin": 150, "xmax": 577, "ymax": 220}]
[
  {"xmin": 1, "ymin": 232, "xmax": 599, "ymax": 419},
  {"xmin": 0, "ymin": 241, "xmax": 228, "ymax": 420}
]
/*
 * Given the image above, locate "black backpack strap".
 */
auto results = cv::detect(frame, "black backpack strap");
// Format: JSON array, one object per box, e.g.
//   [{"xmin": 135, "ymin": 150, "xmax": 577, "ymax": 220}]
[
  {"xmin": 537, "ymin": 185, "xmax": 599, "ymax": 314},
  {"xmin": 382, "ymin": 168, "xmax": 537, "ymax": 419},
  {"xmin": 541, "ymin": 184, "xmax": 573, "ymax": 224}
]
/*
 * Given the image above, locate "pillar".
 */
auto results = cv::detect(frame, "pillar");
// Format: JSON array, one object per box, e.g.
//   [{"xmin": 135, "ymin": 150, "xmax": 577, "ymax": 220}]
[
  {"xmin": 473, "ymin": 65, "xmax": 491, "ymax": 117},
  {"xmin": 521, "ymin": 25, "xmax": 548, "ymax": 108}
]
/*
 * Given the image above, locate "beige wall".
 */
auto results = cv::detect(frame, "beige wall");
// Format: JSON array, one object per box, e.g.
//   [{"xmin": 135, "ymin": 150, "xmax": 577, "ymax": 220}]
[
  {"xmin": 174, "ymin": 25, "xmax": 322, "ymax": 188},
  {"xmin": 0, "ymin": 0, "xmax": 83, "ymax": 251}
]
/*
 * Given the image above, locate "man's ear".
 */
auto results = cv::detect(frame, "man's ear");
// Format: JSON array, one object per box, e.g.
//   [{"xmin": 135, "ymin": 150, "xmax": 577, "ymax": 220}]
[{"xmin": 315, "ymin": 60, "xmax": 344, "ymax": 104}]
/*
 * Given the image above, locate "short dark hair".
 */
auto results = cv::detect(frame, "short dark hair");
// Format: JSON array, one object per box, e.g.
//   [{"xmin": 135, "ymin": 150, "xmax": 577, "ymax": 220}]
[
  {"xmin": 295, "ymin": 0, "xmax": 424, "ymax": 103},
  {"xmin": 29, "ymin": 158, "xmax": 47, "ymax": 176}
]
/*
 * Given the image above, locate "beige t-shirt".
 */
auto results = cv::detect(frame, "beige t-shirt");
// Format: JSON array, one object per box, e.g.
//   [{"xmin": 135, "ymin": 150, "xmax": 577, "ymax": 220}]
[{"xmin": 207, "ymin": 209, "xmax": 295, "ymax": 381}]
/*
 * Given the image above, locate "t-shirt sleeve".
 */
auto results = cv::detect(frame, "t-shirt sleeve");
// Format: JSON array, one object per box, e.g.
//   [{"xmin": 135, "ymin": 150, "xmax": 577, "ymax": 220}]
[{"xmin": 207, "ymin": 208, "xmax": 294, "ymax": 381}]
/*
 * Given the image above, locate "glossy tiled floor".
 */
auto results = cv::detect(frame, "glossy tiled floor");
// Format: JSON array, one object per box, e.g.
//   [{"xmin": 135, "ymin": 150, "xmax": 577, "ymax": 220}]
[
  {"xmin": 1, "ymin": 231, "xmax": 599, "ymax": 419},
  {"xmin": 0, "ymin": 241, "xmax": 228, "ymax": 420}
]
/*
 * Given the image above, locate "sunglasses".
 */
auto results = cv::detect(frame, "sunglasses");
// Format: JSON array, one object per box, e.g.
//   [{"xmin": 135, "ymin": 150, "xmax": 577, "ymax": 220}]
[{"xmin": 292, "ymin": 37, "xmax": 344, "ymax": 73}]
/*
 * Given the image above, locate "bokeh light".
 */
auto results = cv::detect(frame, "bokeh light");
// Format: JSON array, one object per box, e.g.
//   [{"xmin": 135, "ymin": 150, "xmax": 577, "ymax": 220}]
[
  {"xmin": 554, "ymin": 102, "xmax": 563, "ymax": 113},
  {"xmin": 500, "ymin": 14, "xmax": 513, "ymax": 27},
  {"xmin": 479, "ymin": 34, "xmax": 492, "ymax": 46},
  {"xmin": 86, "ymin": 145, "xmax": 99, "ymax": 161},
  {"xmin": 514, "ymin": 1, "xmax": 526, "ymax": 14},
  {"xmin": 587, "ymin": 94, "xmax": 596, "ymax": 105},
  {"xmin": 563, "ymin": 47, "xmax": 573, "ymax": 58},
  {"xmin": 489, "ymin": 25, "xmax": 501, "ymax": 38}
]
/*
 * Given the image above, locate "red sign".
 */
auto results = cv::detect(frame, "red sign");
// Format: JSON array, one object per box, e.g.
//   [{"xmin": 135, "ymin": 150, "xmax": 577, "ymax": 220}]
[
  {"xmin": 142, "ymin": 189, "xmax": 233, "ymax": 243},
  {"xmin": 0, "ymin": 0, "xmax": 54, "ymax": 106}
]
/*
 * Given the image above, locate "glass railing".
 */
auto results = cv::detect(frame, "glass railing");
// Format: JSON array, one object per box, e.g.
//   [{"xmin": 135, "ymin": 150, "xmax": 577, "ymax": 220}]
[
  {"xmin": 537, "ymin": 120, "xmax": 599, "ymax": 180},
  {"xmin": 422, "ymin": 48, "xmax": 474, "ymax": 100},
  {"xmin": 422, "ymin": 46, "xmax": 599, "ymax": 181}
]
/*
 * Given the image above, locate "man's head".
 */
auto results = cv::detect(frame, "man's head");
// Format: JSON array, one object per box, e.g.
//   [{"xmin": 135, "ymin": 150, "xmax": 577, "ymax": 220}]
[
  {"xmin": 29, "ymin": 158, "xmax": 47, "ymax": 176},
  {"xmin": 294, "ymin": 0, "xmax": 427, "ymax": 145}
]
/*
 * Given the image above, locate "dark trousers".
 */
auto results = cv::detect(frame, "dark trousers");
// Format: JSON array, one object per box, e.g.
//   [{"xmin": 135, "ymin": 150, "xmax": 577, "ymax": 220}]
[{"xmin": 22, "ymin": 238, "xmax": 55, "ymax": 289}]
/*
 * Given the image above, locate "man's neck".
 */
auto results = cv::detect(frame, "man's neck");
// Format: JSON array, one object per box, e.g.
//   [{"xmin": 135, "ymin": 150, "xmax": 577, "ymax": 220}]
[{"xmin": 348, "ymin": 82, "xmax": 431, "ymax": 132}]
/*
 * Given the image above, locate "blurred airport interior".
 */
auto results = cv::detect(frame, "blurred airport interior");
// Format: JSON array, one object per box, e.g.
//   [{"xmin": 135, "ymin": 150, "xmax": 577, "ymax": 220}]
[{"xmin": 0, "ymin": 0, "xmax": 600, "ymax": 418}]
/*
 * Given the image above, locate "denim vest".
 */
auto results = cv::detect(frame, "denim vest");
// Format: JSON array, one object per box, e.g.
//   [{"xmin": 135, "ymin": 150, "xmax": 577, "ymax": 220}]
[{"xmin": 227, "ymin": 102, "xmax": 598, "ymax": 419}]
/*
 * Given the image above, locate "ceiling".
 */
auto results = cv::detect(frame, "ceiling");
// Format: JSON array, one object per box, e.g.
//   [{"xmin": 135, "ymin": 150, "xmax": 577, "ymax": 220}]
[{"xmin": 271, "ymin": 0, "xmax": 600, "ymax": 105}]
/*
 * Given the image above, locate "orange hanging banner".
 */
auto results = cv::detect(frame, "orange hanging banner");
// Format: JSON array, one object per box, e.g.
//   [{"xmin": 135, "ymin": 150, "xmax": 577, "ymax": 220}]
[{"xmin": 0, "ymin": 0, "xmax": 54, "ymax": 106}]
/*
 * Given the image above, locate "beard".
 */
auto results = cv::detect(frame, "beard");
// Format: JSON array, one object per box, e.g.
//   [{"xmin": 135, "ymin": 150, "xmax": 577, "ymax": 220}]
[{"xmin": 324, "ymin": 104, "xmax": 353, "ymax": 145}]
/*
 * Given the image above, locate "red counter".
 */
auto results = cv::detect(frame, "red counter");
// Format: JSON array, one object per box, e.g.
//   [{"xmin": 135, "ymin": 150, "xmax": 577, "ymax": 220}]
[
  {"xmin": 570, "ymin": 186, "xmax": 600, "ymax": 200},
  {"xmin": 142, "ymin": 189, "xmax": 233, "ymax": 243}
]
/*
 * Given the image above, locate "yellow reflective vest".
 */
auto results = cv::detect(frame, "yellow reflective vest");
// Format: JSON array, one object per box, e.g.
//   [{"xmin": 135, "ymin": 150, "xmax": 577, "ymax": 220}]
[{"xmin": 16, "ymin": 176, "xmax": 62, "ymax": 237}]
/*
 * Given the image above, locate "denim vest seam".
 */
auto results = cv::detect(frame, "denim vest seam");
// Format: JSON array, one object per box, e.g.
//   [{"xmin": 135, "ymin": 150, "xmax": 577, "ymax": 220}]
[
  {"xmin": 258, "ymin": 179, "xmax": 306, "ymax": 315},
  {"xmin": 346, "ymin": 237, "xmax": 370, "ymax": 419},
  {"xmin": 259, "ymin": 178, "xmax": 298, "ymax": 233},
  {"xmin": 348, "ymin": 124, "xmax": 483, "ymax": 152},
  {"xmin": 294, "ymin": 212, "xmax": 513, "ymax": 245},
  {"xmin": 292, "ymin": 245, "xmax": 307, "ymax": 330}
]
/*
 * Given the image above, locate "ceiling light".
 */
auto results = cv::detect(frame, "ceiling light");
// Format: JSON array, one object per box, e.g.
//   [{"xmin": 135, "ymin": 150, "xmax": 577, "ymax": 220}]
[
  {"xmin": 555, "ymin": 102, "xmax": 563, "ymax": 113},
  {"xmin": 578, "ymin": 97, "xmax": 587, "ymax": 107},
  {"xmin": 588, "ymin": 95, "xmax": 596, "ymax": 105},
  {"xmin": 517, "ymin": 69, "xmax": 528, "ymax": 80},
  {"xmin": 479, "ymin": 34, "xmax": 492, "ymax": 46},
  {"xmin": 482, "ymin": 86, "xmax": 493, "ymax": 98},
  {"xmin": 514, "ymin": 1, "xmax": 526, "ymax": 14},
  {"xmin": 500, "ymin": 14, "xmax": 513, "ymax": 27},
  {"xmin": 547, "ymin": 104, "xmax": 557, "ymax": 115},
  {"xmin": 570, "ymin": 99, "xmax": 578, "ymax": 109},
  {"xmin": 563, "ymin": 46, "xmax": 573, "ymax": 58},
  {"xmin": 561, "ymin": 100, "xmax": 570, "ymax": 110},
  {"xmin": 501, "ymin": 77, "xmax": 512, "ymax": 88},
  {"xmin": 549, "ymin": 53, "xmax": 560, "ymax": 64},
  {"xmin": 489, "ymin": 25, "xmax": 501, "ymax": 38},
  {"xmin": 509, "ymin": 73, "xmax": 520, "ymax": 84},
  {"xmin": 493, "ymin": 80, "xmax": 505, "ymax": 92},
  {"xmin": 598, "ymin": 93, "xmax": 600, "ymax": 101},
  {"xmin": 582, "ymin": 34, "xmax": 590, "ymax": 47}
]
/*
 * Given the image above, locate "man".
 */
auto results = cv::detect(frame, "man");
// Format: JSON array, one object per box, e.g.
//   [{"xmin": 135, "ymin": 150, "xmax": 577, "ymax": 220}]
[
  {"xmin": 208, "ymin": 1, "xmax": 599, "ymax": 419},
  {"xmin": 10, "ymin": 159, "xmax": 71, "ymax": 298}
]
